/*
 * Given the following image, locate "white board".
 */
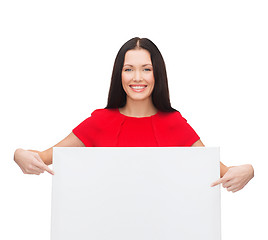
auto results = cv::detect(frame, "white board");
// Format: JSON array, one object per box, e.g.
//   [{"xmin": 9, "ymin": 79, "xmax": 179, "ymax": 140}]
[{"xmin": 51, "ymin": 147, "xmax": 221, "ymax": 240}]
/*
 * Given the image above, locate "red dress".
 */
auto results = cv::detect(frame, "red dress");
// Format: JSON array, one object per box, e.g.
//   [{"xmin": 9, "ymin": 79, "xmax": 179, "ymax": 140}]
[{"xmin": 72, "ymin": 108, "xmax": 200, "ymax": 147}]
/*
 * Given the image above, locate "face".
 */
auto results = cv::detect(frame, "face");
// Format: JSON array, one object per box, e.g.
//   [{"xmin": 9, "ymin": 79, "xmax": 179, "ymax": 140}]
[{"xmin": 121, "ymin": 48, "xmax": 155, "ymax": 102}]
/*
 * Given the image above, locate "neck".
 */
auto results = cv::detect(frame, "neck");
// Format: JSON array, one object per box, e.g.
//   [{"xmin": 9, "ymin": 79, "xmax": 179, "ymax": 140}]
[{"xmin": 119, "ymin": 97, "xmax": 158, "ymax": 117}]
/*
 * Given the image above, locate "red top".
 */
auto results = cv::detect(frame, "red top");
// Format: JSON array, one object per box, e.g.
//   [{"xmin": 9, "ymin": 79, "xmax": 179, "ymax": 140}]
[{"xmin": 72, "ymin": 108, "xmax": 200, "ymax": 147}]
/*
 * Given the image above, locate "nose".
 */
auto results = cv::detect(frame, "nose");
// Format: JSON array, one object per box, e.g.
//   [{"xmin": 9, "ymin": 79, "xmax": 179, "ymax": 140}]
[{"xmin": 133, "ymin": 70, "xmax": 142, "ymax": 82}]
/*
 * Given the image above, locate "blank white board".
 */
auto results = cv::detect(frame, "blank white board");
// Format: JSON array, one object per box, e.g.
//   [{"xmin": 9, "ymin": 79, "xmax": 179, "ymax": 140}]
[{"xmin": 51, "ymin": 147, "xmax": 221, "ymax": 240}]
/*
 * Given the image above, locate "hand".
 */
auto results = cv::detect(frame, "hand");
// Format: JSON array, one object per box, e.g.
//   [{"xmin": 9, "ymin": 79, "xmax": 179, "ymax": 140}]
[
  {"xmin": 211, "ymin": 164, "xmax": 254, "ymax": 193},
  {"xmin": 14, "ymin": 148, "xmax": 54, "ymax": 175}
]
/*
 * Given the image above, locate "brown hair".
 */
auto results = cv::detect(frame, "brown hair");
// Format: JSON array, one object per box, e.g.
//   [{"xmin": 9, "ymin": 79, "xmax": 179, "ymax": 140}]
[{"xmin": 105, "ymin": 37, "xmax": 178, "ymax": 112}]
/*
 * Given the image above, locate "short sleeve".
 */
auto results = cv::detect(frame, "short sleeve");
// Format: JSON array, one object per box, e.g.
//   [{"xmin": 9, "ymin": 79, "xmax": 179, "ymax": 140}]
[
  {"xmin": 153, "ymin": 111, "xmax": 200, "ymax": 147},
  {"xmin": 72, "ymin": 109, "xmax": 100, "ymax": 147},
  {"xmin": 176, "ymin": 112, "xmax": 200, "ymax": 146}
]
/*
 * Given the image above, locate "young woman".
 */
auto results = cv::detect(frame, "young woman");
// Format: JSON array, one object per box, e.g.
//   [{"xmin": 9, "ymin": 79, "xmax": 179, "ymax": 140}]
[{"xmin": 14, "ymin": 37, "xmax": 254, "ymax": 193}]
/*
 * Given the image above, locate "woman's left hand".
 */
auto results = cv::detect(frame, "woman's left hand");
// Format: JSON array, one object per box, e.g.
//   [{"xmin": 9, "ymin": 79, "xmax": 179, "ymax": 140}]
[{"xmin": 211, "ymin": 164, "xmax": 254, "ymax": 193}]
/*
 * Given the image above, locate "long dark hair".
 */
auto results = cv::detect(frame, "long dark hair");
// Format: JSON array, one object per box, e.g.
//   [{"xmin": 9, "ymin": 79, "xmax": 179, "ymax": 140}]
[{"xmin": 105, "ymin": 37, "xmax": 178, "ymax": 112}]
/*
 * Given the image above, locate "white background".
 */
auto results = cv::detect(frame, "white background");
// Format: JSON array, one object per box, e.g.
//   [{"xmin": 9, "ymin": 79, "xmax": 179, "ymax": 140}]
[{"xmin": 1, "ymin": 0, "xmax": 267, "ymax": 239}]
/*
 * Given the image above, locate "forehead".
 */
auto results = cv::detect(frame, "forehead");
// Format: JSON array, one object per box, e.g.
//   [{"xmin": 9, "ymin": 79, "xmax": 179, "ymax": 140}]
[{"xmin": 124, "ymin": 49, "xmax": 152, "ymax": 65}]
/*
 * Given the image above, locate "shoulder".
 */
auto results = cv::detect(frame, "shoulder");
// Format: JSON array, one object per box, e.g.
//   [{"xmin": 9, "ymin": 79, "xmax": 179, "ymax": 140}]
[
  {"xmin": 89, "ymin": 108, "xmax": 122, "ymax": 128},
  {"xmin": 155, "ymin": 110, "xmax": 192, "ymax": 131},
  {"xmin": 90, "ymin": 108, "xmax": 118, "ymax": 118},
  {"xmin": 156, "ymin": 110, "xmax": 199, "ymax": 146},
  {"xmin": 157, "ymin": 110, "xmax": 186, "ymax": 122}
]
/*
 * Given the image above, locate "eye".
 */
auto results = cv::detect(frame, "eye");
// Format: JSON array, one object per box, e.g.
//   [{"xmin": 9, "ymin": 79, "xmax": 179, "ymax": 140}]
[
  {"xmin": 143, "ymin": 68, "xmax": 152, "ymax": 72},
  {"xmin": 124, "ymin": 68, "xmax": 132, "ymax": 72}
]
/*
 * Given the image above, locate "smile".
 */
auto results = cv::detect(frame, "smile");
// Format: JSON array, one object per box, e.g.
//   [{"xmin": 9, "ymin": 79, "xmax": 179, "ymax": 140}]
[{"xmin": 129, "ymin": 85, "xmax": 147, "ymax": 92}]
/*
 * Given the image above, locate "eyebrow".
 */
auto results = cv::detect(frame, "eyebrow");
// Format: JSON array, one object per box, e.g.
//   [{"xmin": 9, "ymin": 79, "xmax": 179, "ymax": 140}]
[{"xmin": 123, "ymin": 64, "xmax": 152, "ymax": 67}]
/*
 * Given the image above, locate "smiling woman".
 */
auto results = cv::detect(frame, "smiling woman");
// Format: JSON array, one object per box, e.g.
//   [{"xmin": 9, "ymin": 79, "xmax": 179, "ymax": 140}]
[
  {"xmin": 105, "ymin": 37, "xmax": 176, "ymax": 116},
  {"xmin": 121, "ymin": 49, "xmax": 155, "ymax": 113},
  {"xmin": 13, "ymin": 37, "xmax": 254, "ymax": 193}
]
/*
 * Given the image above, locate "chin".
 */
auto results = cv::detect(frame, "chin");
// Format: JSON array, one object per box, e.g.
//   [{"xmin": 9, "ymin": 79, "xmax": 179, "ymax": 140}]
[{"xmin": 128, "ymin": 95, "xmax": 152, "ymax": 102}]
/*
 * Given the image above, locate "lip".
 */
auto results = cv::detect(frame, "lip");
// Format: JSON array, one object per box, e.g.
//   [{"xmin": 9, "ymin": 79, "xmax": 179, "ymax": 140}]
[{"xmin": 129, "ymin": 85, "xmax": 147, "ymax": 92}]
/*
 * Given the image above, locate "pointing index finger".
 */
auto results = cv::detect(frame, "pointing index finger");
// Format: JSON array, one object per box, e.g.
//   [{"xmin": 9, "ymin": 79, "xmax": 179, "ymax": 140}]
[
  {"xmin": 37, "ymin": 162, "xmax": 54, "ymax": 175},
  {"xmin": 211, "ymin": 177, "xmax": 224, "ymax": 187},
  {"xmin": 34, "ymin": 156, "xmax": 55, "ymax": 175}
]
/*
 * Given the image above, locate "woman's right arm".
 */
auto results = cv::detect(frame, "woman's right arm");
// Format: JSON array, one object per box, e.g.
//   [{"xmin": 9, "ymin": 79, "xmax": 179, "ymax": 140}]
[{"xmin": 14, "ymin": 132, "xmax": 85, "ymax": 175}]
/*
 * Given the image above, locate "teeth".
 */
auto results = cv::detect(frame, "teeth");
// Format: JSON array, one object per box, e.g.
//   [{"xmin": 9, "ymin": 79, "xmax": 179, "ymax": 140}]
[{"xmin": 130, "ymin": 86, "xmax": 146, "ymax": 89}]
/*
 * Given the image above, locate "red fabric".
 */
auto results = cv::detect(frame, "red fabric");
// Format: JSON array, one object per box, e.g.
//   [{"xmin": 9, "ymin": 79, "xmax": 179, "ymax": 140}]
[{"xmin": 72, "ymin": 108, "xmax": 200, "ymax": 147}]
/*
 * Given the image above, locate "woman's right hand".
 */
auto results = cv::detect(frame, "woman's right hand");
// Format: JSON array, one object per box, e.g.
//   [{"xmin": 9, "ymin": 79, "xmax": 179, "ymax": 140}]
[{"xmin": 14, "ymin": 148, "xmax": 54, "ymax": 175}]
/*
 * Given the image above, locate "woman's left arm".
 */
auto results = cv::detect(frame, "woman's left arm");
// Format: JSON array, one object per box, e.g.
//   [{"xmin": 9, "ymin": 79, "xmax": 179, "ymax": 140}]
[{"xmin": 191, "ymin": 139, "xmax": 254, "ymax": 193}]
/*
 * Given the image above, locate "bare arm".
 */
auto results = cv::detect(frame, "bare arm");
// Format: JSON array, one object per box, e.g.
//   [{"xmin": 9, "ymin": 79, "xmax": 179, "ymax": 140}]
[
  {"xmin": 191, "ymin": 139, "xmax": 231, "ymax": 178},
  {"xmin": 192, "ymin": 139, "xmax": 254, "ymax": 192},
  {"xmin": 27, "ymin": 132, "xmax": 85, "ymax": 165},
  {"xmin": 14, "ymin": 132, "xmax": 85, "ymax": 175}
]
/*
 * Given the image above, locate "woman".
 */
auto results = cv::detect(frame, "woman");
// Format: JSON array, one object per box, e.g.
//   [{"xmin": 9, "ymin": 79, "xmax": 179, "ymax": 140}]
[{"xmin": 14, "ymin": 37, "xmax": 254, "ymax": 193}]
